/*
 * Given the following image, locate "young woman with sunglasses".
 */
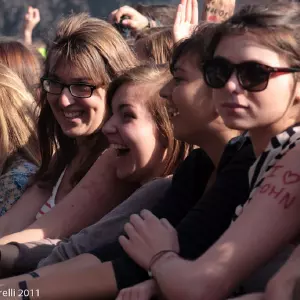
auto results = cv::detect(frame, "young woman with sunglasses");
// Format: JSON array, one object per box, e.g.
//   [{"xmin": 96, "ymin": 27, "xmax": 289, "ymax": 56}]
[
  {"xmin": 112, "ymin": 2, "xmax": 300, "ymax": 300},
  {"xmin": 0, "ymin": 13, "xmax": 140, "ymax": 245}
]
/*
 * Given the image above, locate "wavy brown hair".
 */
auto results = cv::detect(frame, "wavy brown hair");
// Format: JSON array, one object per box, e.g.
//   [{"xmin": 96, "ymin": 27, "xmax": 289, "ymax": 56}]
[{"xmin": 35, "ymin": 13, "xmax": 138, "ymax": 189}]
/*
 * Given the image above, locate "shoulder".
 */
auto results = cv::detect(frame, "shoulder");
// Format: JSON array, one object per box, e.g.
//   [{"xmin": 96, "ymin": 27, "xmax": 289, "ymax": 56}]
[{"xmin": 172, "ymin": 148, "xmax": 214, "ymax": 182}]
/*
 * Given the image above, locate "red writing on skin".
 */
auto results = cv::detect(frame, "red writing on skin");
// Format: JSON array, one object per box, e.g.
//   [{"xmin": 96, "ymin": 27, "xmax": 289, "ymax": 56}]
[
  {"xmin": 260, "ymin": 183, "xmax": 296, "ymax": 209},
  {"xmin": 283, "ymin": 170, "xmax": 300, "ymax": 185},
  {"xmin": 208, "ymin": 15, "xmax": 218, "ymax": 21}
]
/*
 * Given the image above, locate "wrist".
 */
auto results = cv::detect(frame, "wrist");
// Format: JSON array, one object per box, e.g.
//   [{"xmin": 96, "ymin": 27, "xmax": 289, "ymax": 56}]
[
  {"xmin": 23, "ymin": 29, "xmax": 33, "ymax": 35},
  {"xmin": 148, "ymin": 250, "xmax": 178, "ymax": 278}
]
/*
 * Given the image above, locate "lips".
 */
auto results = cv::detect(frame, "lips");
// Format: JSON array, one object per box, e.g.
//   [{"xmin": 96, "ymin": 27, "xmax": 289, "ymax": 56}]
[{"xmin": 221, "ymin": 103, "xmax": 248, "ymax": 109}]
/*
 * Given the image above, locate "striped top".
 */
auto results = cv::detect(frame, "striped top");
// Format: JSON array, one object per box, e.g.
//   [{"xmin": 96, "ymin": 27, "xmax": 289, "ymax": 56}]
[
  {"xmin": 36, "ymin": 169, "xmax": 66, "ymax": 219},
  {"xmin": 234, "ymin": 124, "xmax": 300, "ymax": 220}
]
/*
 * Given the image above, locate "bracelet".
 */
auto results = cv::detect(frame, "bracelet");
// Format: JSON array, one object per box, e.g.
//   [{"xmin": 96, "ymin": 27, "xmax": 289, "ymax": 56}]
[
  {"xmin": 147, "ymin": 250, "xmax": 178, "ymax": 277},
  {"xmin": 18, "ymin": 281, "xmax": 31, "ymax": 300},
  {"xmin": 28, "ymin": 271, "xmax": 39, "ymax": 278}
]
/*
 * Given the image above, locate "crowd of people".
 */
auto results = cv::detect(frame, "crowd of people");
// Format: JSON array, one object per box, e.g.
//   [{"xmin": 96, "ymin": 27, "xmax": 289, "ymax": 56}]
[{"xmin": 0, "ymin": 0, "xmax": 298, "ymax": 299}]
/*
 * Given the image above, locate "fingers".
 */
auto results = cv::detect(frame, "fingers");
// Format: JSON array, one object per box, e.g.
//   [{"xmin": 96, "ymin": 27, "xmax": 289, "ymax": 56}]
[
  {"xmin": 33, "ymin": 8, "xmax": 41, "ymax": 21},
  {"xmin": 109, "ymin": 6, "xmax": 135, "ymax": 23},
  {"xmin": 121, "ymin": 19, "xmax": 139, "ymax": 29},
  {"xmin": 191, "ymin": 0, "xmax": 199, "ymax": 25},
  {"xmin": 140, "ymin": 209, "xmax": 157, "ymax": 221},
  {"xmin": 185, "ymin": 0, "xmax": 192, "ymax": 23},
  {"xmin": 181, "ymin": 0, "xmax": 187, "ymax": 24},
  {"xmin": 160, "ymin": 218, "xmax": 175, "ymax": 232},
  {"xmin": 129, "ymin": 214, "xmax": 146, "ymax": 234},
  {"xmin": 174, "ymin": 3, "xmax": 183, "ymax": 25},
  {"xmin": 108, "ymin": 9, "xmax": 118, "ymax": 23}
]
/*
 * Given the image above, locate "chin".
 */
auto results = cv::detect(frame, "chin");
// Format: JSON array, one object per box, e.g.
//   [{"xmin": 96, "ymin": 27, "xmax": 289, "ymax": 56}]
[{"xmin": 221, "ymin": 117, "xmax": 253, "ymax": 131}]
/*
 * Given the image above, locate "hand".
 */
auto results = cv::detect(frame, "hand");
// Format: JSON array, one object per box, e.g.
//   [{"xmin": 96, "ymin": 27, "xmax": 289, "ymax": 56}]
[
  {"xmin": 108, "ymin": 6, "xmax": 149, "ymax": 31},
  {"xmin": 227, "ymin": 294, "xmax": 264, "ymax": 300},
  {"xmin": 173, "ymin": 0, "xmax": 198, "ymax": 43},
  {"xmin": 24, "ymin": 6, "xmax": 40, "ymax": 33},
  {"xmin": 119, "ymin": 210, "xmax": 179, "ymax": 270},
  {"xmin": 116, "ymin": 279, "xmax": 158, "ymax": 300}
]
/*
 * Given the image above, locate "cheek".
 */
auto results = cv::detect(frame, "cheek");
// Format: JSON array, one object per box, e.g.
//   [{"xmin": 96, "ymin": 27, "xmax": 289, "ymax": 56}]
[
  {"xmin": 212, "ymin": 90, "xmax": 224, "ymax": 106},
  {"xmin": 254, "ymin": 77, "xmax": 294, "ymax": 111},
  {"xmin": 133, "ymin": 128, "xmax": 159, "ymax": 162}
]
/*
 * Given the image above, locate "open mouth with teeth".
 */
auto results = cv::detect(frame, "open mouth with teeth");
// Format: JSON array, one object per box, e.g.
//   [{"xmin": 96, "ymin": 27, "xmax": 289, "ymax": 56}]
[
  {"xmin": 63, "ymin": 111, "xmax": 84, "ymax": 119},
  {"xmin": 167, "ymin": 106, "xmax": 180, "ymax": 118},
  {"xmin": 111, "ymin": 144, "xmax": 131, "ymax": 157}
]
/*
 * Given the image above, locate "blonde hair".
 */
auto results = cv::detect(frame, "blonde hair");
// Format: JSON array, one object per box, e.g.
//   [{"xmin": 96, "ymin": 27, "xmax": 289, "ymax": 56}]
[
  {"xmin": 36, "ymin": 13, "xmax": 138, "ymax": 188},
  {"xmin": 107, "ymin": 65, "xmax": 192, "ymax": 176},
  {"xmin": 0, "ymin": 64, "xmax": 39, "ymax": 173}
]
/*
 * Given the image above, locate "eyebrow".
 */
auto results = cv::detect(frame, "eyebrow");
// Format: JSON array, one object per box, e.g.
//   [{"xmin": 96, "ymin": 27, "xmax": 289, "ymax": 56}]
[{"xmin": 117, "ymin": 103, "xmax": 134, "ymax": 112}]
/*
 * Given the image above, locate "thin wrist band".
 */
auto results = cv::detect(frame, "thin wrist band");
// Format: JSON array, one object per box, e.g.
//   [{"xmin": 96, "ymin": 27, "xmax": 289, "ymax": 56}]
[{"xmin": 148, "ymin": 250, "xmax": 178, "ymax": 277}]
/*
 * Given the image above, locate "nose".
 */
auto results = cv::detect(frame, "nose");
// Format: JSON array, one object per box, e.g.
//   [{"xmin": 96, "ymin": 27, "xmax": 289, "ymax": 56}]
[
  {"xmin": 102, "ymin": 115, "xmax": 118, "ymax": 136},
  {"xmin": 159, "ymin": 79, "xmax": 173, "ymax": 100},
  {"xmin": 58, "ymin": 87, "xmax": 76, "ymax": 108},
  {"xmin": 225, "ymin": 71, "xmax": 244, "ymax": 94}
]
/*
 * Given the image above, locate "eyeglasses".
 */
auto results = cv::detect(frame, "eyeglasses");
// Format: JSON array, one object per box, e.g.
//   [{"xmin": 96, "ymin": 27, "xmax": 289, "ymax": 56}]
[
  {"xmin": 203, "ymin": 57, "xmax": 300, "ymax": 92},
  {"xmin": 41, "ymin": 78, "xmax": 97, "ymax": 98}
]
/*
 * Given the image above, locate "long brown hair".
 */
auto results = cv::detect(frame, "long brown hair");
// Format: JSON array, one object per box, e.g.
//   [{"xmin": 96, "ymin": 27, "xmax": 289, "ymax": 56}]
[
  {"xmin": 35, "ymin": 13, "xmax": 138, "ymax": 189},
  {"xmin": 106, "ymin": 65, "xmax": 192, "ymax": 177}
]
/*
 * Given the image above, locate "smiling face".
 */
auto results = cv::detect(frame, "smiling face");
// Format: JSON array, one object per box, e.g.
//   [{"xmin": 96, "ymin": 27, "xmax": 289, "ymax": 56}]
[
  {"xmin": 102, "ymin": 83, "xmax": 166, "ymax": 183},
  {"xmin": 212, "ymin": 34, "xmax": 300, "ymax": 131},
  {"xmin": 46, "ymin": 60, "xmax": 107, "ymax": 139},
  {"xmin": 160, "ymin": 54, "xmax": 217, "ymax": 144}
]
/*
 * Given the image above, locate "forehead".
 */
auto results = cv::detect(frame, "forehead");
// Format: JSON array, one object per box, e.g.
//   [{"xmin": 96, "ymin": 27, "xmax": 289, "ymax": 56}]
[
  {"xmin": 112, "ymin": 83, "xmax": 153, "ymax": 113},
  {"xmin": 48, "ymin": 55, "xmax": 93, "ymax": 82},
  {"xmin": 173, "ymin": 54, "xmax": 203, "ymax": 79},
  {"xmin": 214, "ymin": 34, "xmax": 287, "ymax": 66}
]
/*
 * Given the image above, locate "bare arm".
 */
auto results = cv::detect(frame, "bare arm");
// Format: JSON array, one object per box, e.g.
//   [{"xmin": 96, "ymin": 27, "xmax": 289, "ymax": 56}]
[
  {"xmin": 0, "ymin": 150, "xmax": 138, "ymax": 244},
  {"xmin": 0, "ymin": 256, "xmax": 118, "ymax": 300},
  {"xmin": 149, "ymin": 146, "xmax": 300, "ymax": 300},
  {"xmin": 0, "ymin": 184, "xmax": 51, "ymax": 237}
]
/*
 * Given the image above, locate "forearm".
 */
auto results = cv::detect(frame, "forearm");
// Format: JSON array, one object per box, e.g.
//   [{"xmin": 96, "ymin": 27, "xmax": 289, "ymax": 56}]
[
  {"xmin": 0, "ymin": 260, "xmax": 118, "ymax": 300},
  {"xmin": 0, "ymin": 254, "xmax": 106, "ymax": 286},
  {"xmin": 0, "ymin": 229, "xmax": 45, "ymax": 245},
  {"xmin": 152, "ymin": 254, "xmax": 231, "ymax": 300},
  {"xmin": 23, "ymin": 30, "xmax": 33, "ymax": 45}
]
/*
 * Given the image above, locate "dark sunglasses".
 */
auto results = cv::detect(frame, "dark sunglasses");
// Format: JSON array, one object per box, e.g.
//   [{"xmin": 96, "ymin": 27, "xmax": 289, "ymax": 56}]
[{"xmin": 203, "ymin": 57, "xmax": 300, "ymax": 92}]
